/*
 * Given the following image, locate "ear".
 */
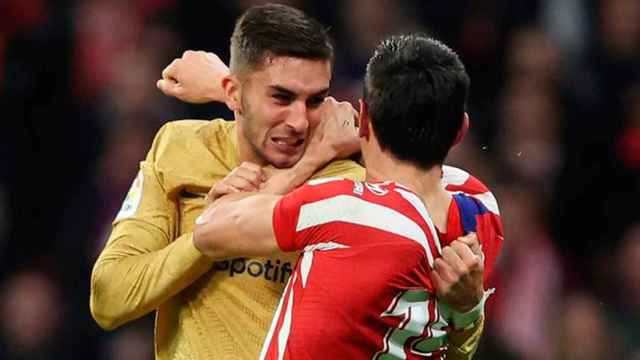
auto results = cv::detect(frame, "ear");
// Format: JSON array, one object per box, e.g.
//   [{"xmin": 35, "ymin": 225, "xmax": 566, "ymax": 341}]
[
  {"xmin": 452, "ymin": 112, "xmax": 470, "ymax": 147},
  {"xmin": 358, "ymin": 98, "xmax": 370, "ymax": 140},
  {"xmin": 222, "ymin": 75, "xmax": 241, "ymax": 112}
]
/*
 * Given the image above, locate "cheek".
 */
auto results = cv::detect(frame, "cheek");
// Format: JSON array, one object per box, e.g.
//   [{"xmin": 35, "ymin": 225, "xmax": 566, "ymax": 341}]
[
  {"xmin": 260, "ymin": 103, "xmax": 290, "ymax": 129},
  {"xmin": 246, "ymin": 97, "xmax": 277, "ymax": 124},
  {"xmin": 307, "ymin": 109, "xmax": 322, "ymax": 129}
]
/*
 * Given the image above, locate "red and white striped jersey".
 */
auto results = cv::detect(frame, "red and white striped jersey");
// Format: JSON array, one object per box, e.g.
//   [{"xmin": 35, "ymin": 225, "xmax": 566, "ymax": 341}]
[{"xmin": 261, "ymin": 166, "xmax": 503, "ymax": 360}]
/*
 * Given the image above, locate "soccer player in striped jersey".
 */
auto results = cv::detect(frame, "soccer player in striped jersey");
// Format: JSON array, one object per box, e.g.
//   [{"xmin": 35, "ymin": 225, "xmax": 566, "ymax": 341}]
[{"xmin": 193, "ymin": 34, "xmax": 503, "ymax": 359}]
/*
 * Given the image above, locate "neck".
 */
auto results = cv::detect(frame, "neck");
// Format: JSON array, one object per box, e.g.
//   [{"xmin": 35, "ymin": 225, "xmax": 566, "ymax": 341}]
[{"xmin": 365, "ymin": 153, "xmax": 451, "ymax": 231}]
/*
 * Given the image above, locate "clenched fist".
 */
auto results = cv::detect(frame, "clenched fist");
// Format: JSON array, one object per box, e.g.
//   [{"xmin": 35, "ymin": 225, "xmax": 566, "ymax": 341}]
[
  {"xmin": 430, "ymin": 233, "xmax": 485, "ymax": 313},
  {"xmin": 157, "ymin": 50, "xmax": 230, "ymax": 104},
  {"xmin": 306, "ymin": 97, "xmax": 361, "ymax": 161}
]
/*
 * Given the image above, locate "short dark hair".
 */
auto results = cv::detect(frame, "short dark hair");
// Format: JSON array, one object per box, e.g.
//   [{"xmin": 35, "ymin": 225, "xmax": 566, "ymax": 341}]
[
  {"xmin": 364, "ymin": 34, "xmax": 470, "ymax": 169},
  {"xmin": 230, "ymin": 4, "xmax": 333, "ymax": 76}
]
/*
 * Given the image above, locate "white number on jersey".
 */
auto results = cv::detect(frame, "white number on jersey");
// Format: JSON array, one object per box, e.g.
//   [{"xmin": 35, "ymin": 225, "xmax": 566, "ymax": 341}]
[{"xmin": 373, "ymin": 289, "xmax": 450, "ymax": 360}]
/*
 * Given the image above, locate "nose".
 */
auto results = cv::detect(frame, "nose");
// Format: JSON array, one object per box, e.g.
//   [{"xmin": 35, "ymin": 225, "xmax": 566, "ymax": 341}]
[{"xmin": 284, "ymin": 101, "xmax": 309, "ymax": 134}]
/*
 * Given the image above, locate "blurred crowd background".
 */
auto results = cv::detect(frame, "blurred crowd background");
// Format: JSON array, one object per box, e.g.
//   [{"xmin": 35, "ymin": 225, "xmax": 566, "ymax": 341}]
[{"xmin": 1, "ymin": 0, "xmax": 639, "ymax": 359}]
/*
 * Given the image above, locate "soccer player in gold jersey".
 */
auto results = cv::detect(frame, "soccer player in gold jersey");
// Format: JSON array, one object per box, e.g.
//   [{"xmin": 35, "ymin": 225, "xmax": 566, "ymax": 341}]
[{"xmin": 91, "ymin": 4, "xmax": 486, "ymax": 359}]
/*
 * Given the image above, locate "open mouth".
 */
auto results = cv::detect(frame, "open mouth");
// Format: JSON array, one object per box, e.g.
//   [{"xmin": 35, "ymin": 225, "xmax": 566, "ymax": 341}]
[{"xmin": 270, "ymin": 136, "xmax": 304, "ymax": 154}]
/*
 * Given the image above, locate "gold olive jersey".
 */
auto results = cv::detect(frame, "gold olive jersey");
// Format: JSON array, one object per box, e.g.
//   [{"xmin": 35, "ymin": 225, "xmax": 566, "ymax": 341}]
[
  {"xmin": 90, "ymin": 119, "xmax": 483, "ymax": 360},
  {"xmin": 91, "ymin": 119, "xmax": 366, "ymax": 359}
]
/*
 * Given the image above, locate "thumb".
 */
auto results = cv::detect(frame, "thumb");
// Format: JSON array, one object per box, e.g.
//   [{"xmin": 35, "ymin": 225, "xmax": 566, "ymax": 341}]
[{"xmin": 157, "ymin": 79, "xmax": 183, "ymax": 98}]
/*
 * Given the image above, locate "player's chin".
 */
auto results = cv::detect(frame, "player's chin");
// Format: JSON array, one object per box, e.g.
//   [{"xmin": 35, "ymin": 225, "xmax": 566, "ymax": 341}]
[
  {"xmin": 264, "ymin": 140, "xmax": 306, "ymax": 169},
  {"xmin": 267, "ymin": 151, "xmax": 304, "ymax": 169}
]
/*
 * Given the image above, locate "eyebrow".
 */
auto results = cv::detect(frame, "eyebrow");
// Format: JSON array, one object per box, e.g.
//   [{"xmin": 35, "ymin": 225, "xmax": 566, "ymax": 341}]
[{"xmin": 269, "ymin": 85, "xmax": 330, "ymax": 98}]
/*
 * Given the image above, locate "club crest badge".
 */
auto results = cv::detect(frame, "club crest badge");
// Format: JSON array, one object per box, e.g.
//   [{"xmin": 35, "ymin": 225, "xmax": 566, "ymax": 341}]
[{"xmin": 115, "ymin": 170, "xmax": 144, "ymax": 221}]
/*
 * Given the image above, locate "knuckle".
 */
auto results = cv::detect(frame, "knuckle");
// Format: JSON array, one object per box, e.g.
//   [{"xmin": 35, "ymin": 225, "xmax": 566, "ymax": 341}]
[
  {"xmin": 443, "ymin": 246, "xmax": 455, "ymax": 257},
  {"xmin": 467, "ymin": 257, "xmax": 480, "ymax": 269},
  {"xmin": 447, "ymin": 272, "xmax": 460, "ymax": 284},
  {"xmin": 213, "ymin": 181, "xmax": 226, "ymax": 190},
  {"xmin": 452, "ymin": 271, "xmax": 461, "ymax": 282},
  {"xmin": 458, "ymin": 264, "xmax": 469, "ymax": 275},
  {"xmin": 468, "ymin": 256, "xmax": 484, "ymax": 272},
  {"xmin": 450, "ymin": 241, "xmax": 462, "ymax": 251},
  {"xmin": 241, "ymin": 162, "xmax": 258, "ymax": 172}
]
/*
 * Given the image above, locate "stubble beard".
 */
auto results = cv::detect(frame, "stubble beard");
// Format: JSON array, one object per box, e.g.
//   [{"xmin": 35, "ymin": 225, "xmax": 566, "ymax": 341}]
[
  {"xmin": 239, "ymin": 94, "xmax": 305, "ymax": 169},
  {"xmin": 240, "ymin": 94, "xmax": 270, "ymax": 166}
]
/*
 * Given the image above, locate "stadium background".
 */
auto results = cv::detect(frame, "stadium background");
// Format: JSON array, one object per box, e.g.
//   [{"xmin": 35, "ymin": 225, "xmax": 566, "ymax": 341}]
[{"xmin": 1, "ymin": 0, "xmax": 639, "ymax": 358}]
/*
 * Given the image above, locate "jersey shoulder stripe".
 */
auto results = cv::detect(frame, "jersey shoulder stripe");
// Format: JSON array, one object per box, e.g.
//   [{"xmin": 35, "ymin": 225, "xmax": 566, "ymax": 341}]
[
  {"xmin": 453, "ymin": 193, "xmax": 490, "ymax": 234},
  {"xmin": 443, "ymin": 166, "xmax": 500, "ymax": 215},
  {"xmin": 293, "ymin": 182, "xmax": 439, "ymax": 266}
]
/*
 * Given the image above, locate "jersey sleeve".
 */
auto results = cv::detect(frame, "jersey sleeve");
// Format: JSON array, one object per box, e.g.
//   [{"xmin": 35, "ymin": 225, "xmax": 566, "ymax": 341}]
[
  {"xmin": 446, "ymin": 315, "xmax": 484, "ymax": 360},
  {"xmin": 272, "ymin": 179, "xmax": 349, "ymax": 252},
  {"xmin": 90, "ymin": 124, "xmax": 212, "ymax": 330},
  {"xmin": 272, "ymin": 184, "xmax": 309, "ymax": 252},
  {"xmin": 444, "ymin": 166, "xmax": 504, "ymax": 283}
]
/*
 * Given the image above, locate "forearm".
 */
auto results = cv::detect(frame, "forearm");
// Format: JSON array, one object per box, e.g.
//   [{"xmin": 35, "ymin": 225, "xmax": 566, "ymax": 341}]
[
  {"xmin": 194, "ymin": 193, "xmax": 281, "ymax": 260},
  {"xmin": 90, "ymin": 225, "xmax": 211, "ymax": 330},
  {"xmin": 262, "ymin": 153, "xmax": 333, "ymax": 195},
  {"xmin": 442, "ymin": 289, "xmax": 493, "ymax": 359}
]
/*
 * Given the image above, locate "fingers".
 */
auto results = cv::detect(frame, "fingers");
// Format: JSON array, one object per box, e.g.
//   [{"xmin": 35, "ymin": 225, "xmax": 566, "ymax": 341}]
[
  {"xmin": 158, "ymin": 58, "xmax": 183, "ymax": 97},
  {"xmin": 442, "ymin": 245, "xmax": 467, "ymax": 275},
  {"xmin": 456, "ymin": 233, "xmax": 480, "ymax": 253},
  {"xmin": 224, "ymin": 170, "xmax": 260, "ymax": 190},
  {"xmin": 452, "ymin": 232, "xmax": 484, "ymax": 270},
  {"xmin": 431, "ymin": 236, "xmax": 484, "ymax": 291},
  {"xmin": 206, "ymin": 162, "xmax": 265, "ymax": 204},
  {"xmin": 450, "ymin": 240, "xmax": 482, "ymax": 270},
  {"xmin": 206, "ymin": 182, "xmax": 239, "ymax": 204},
  {"xmin": 157, "ymin": 79, "xmax": 183, "ymax": 97},
  {"xmin": 433, "ymin": 257, "xmax": 457, "ymax": 282},
  {"xmin": 234, "ymin": 162, "xmax": 266, "ymax": 186},
  {"xmin": 162, "ymin": 59, "xmax": 179, "ymax": 81},
  {"xmin": 432, "ymin": 235, "xmax": 486, "ymax": 312}
]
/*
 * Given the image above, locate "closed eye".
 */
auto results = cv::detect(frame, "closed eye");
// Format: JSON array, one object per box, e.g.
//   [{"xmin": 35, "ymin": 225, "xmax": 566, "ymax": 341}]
[
  {"xmin": 307, "ymin": 95, "xmax": 325, "ymax": 108},
  {"xmin": 273, "ymin": 93, "xmax": 294, "ymax": 104}
]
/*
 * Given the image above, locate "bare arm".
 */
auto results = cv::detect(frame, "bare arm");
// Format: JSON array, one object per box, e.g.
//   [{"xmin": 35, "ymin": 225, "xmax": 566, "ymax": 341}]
[{"xmin": 193, "ymin": 192, "xmax": 284, "ymax": 260}]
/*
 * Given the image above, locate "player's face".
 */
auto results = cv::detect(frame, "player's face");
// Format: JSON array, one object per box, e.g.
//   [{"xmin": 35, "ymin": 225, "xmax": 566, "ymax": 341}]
[{"xmin": 237, "ymin": 56, "xmax": 331, "ymax": 168}]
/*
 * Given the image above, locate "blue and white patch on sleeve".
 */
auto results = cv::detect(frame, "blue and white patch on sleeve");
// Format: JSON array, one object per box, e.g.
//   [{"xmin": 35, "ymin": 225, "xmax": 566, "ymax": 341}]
[{"xmin": 115, "ymin": 170, "xmax": 144, "ymax": 221}]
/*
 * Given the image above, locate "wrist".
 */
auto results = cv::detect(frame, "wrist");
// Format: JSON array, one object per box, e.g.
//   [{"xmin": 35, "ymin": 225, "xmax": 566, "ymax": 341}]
[
  {"xmin": 442, "ymin": 288, "xmax": 495, "ymax": 330},
  {"xmin": 192, "ymin": 226, "xmax": 212, "ymax": 258},
  {"xmin": 261, "ymin": 151, "xmax": 332, "ymax": 195},
  {"xmin": 305, "ymin": 140, "xmax": 338, "ymax": 167},
  {"xmin": 205, "ymin": 88, "xmax": 223, "ymax": 103}
]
